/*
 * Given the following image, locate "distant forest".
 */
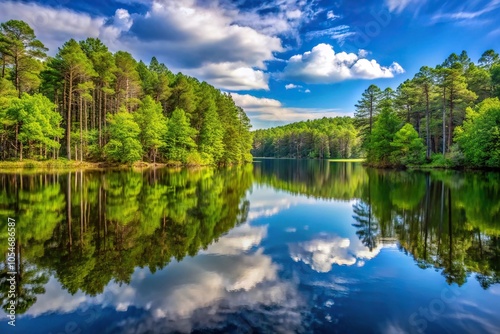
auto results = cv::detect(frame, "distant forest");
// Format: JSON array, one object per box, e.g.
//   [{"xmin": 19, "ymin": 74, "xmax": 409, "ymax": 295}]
[
  {"xmin": 0, "ymin": 20, "xmax": 252, "ymax": 165},
  {"xmin": 252, "ymin": 117, "xmax": 361, "ymax": 159},
  {"xmin": 253, "ymin": 49, "xmax": 500, "ymax": 169}
]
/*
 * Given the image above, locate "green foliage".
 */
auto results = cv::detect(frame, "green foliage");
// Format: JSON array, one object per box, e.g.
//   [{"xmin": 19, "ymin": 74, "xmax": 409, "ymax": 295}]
[
  {"xmin": 0, "ymin": 20, "xmax": 253, "ymax": 165},
  {"xmin": 104, "ymin": 110, "xmax": 142, "ymax": 163},
  {"xmin": 367, "ymin": 107, "xmax": 400, "ymax": 166},
  {"xmin": 0, "ymin": 19, "xmax": 47, "ymax": 95},
  {"xmin": 252, "ymin": 117, "xmax": 360, "ymax": 159},
  {"xmin": 164, "ymin": 108, "xmax": 197, "ymax": 162},
  {"xmin": 199, "ymin": 100, "xmax": 224, "ymax": 164},
  {"xmin": 456, "ymin": 98, "xmax": 500, "ymax": 168},
  {"xmin": 355, "ymin": 84, "xmax": 382, "ymax": 148},
  {"xmin": 391, "ymin": 123, "xmax": 425, "ymax": 165},
  {"xmin": 6, "ymin": 93, "xmax": 63, "ymax": 158},
  {"xmin": 133, "ymin": 95, "xmax": 167, "ymax": 162}
]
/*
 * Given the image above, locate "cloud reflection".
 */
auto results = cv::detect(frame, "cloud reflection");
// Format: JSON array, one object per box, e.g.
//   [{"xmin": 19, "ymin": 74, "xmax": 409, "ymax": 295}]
[{"xmin": 290, "ymin": 235, "xmax": 383, "ymax": 273}]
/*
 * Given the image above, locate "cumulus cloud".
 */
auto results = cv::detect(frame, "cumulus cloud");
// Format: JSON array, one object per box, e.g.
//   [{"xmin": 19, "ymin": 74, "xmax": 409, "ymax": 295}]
[
  {"xmin": 285, "ymin": 83, "xmax": 302, "ymax": 89},
  {"xmin": 0, "ymin": 2, "xmax": 125, "ymax": 52},
  {"xmin": 0, "ymin": 0, "xmax": 287, "ymax": 91},
  {"xmin": 228, "ymin": 0, "xmax": 318, "ymax": 39},
  {"xmin": 196, "ymin": 62, "xmax": 270, "ymax": 90},
  {"xmin": 290, "ymin": 235, "xmax": 383, "ymax": 273},
  {"xmin": 231, "ymin": 92, "xmax": 344, "ymax": 128},
  {"xmin": 282, "ymin": 43, "xmax": 404, "ymax": 83}
]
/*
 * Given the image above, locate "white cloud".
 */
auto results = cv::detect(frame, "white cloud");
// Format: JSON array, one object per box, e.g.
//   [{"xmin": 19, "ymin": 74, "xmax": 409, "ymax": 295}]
[
  {"xmin": 0, "ymin": 2, "xmax": 125, "ymax": 52},
  {"xmin": 285, "ymin": 83, "xmax": 302, "ymax": 89},
  {"xmin": 431, "ymin": 0, "xmax": 500, "ymax": 22},
  {"xmin": 290, "ymin": 235, "xmax": 383, "ymax": 273},
  {"xmin": 307, "ymin": 25, "xmax": 355, "ymax": 43},
  {"xmin": 305, "ymin": 89, "xmax": 311, "ymax": 93},
  {"xmin": 327, "ymin": 10, "xmax": 341, "ymax": 20},
  {"xmin": 358, "ymin": 49, "xmax": 369, "ymax": 58},
  {"xmin": 231, "ymin": 92, "xmax": 345, "ymax": 128},
  {"xmin": 385, "ymin": 0, "xmax": 421, "ymax": 13},
  {"xmin": 196, "ymin": 62, "xmax": 270, "ymax": 90},
  {"xmin": 0, "ymin": 0, "xmax": 286, "ymax": 91},
  {"xmin": 282, "ymin": 43, "xmax": 404, "ymax": 84},
  {"xmin": 229, "ymin": 0, "xmax": 319, "ymax": 39},
  {"xmin": 202, "ymin": 223, "xmax": 268, "ymax": 255}
]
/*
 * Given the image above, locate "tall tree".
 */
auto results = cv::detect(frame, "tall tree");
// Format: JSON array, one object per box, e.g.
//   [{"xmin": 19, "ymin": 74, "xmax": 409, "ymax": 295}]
[
  {"xmin": 164, "ymin": 108, "xmax": 196, "ymax": 162},
  {"xmin": 53, "ymin": 39, "xmax": 96, "ymax": 159},
  {"xmin": 414, "ymin": 66, "xmax": 435, "ymax": 159},
  {"xmin": 0, "ymin": 20, "xmax": 47, "ymax": 96},
  {"xmin": 103, "ymin": 109, "xmax": 142, "ymax": 163},
  {"xmin": 114, "ymin": 51, "xmax": 141, "ymax": 112},
  {"xmin": 355, "ymin": 84, "xmax": 382, "ymax": 151},
  {"xmin": 199, "ymin": 100, "xmax": 224, "ymax": 164},
  {"xmin": 133, "ymin": 96, "xmax": 167, "ymax": 163}
]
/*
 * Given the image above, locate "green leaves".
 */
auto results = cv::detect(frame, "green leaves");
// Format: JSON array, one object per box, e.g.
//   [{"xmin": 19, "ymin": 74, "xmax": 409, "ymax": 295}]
[
  {"xmin": 133, "ymin": 95, "xmax": 167, "ymax": 162},
  {"xmin": 164, "ymin": 108, "xmax": 197, "ymax": 162},
  {"xmin": 104, "ymin": 110, "xmax": 142, "ymax": 163},
  {"xmin": 7, "ymin": 93, "xmax": 63, "ymax": 154},
  {"xmin": 456, "ymin": 98, "xmax": 500, "ymax": 168},
  {"xmin": 391, "ymin": 123, "xmax": 425, "ymax": 165}
]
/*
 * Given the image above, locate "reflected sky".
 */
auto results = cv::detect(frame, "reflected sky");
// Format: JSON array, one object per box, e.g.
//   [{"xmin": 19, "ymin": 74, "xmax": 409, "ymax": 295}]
[{"xmin": 1, "ymin": 163, "xmax": 500, "ymax": 333}]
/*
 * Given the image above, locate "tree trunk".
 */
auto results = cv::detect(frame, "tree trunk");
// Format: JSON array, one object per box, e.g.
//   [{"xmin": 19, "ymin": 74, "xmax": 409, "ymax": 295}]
[
  {"xmin": 442, "ymin": 87, "xmax": 446, "ymax": 154},
  {"xmin": 425, "ymin": 88, "xmax": 430, "ymax": 159},
  {"xmin": 80, "ymin": 94, "xmax": 83, "ymax": 162},
  {"xmin": 448, "ymin": 89, "xmax": 454, "ymax": 151},
  {"xmin": 67, "ymin": 72, "xmax": 73, "ymax": 160}
]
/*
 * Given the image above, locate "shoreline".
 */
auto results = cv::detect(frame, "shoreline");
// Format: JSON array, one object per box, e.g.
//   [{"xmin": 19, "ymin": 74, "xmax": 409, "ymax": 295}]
[{"xmin": 0, "ymin": 159, "xmax": 200, "ymax": 172}]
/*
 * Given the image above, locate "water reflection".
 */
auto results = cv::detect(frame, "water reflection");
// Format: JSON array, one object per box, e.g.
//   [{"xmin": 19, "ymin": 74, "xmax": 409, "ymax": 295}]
[
  {"xmin": 0, "ymin": 166, "xmax": 253, "ymax": 319},
  {"xmin": 0, "ymin": 161, "xmax": 499, "ymax": 333},
  {"xmin": 254, "ymin": 160, "xmax": 500, "ymax": 289}
]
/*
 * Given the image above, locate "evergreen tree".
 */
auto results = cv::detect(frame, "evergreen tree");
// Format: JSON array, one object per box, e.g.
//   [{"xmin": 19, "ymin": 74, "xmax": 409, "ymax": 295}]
[
  {"xmin": 391, "ymin": 123, "xmax": 425, "ymax": 165},
  {"xmin": 164, "ymin": 108, "xmax": 197, "ymax": 162},
  {"xmin": 103, "ymin": 109, "xmax": 142, "ymax": 163},
  {"xmin": 355, "ymin": 84, "xmax": 382, "ymax": 151},
  {"xmin": 367, "ymin": 107, "xmax": 400, "ymax": 166},
  {"xmin": 0, "ymin": 20, "xmax": 47, "ymax": 96},
  {"xmin": 199, "ymin": 100, "xmax": 224, "ymax": 164},
  {"xmin": 133, "ymin": 95, "xmax": 167, "ymax": 163}
]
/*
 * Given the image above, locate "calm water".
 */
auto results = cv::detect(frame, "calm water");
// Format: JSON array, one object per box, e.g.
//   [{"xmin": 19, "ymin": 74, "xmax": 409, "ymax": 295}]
[{"xmin": 1, "ymin": 160, "xmax": 499, "ymax": 334}]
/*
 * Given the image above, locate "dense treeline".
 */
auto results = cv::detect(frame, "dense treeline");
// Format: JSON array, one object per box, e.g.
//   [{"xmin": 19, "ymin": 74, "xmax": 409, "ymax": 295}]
[
  {"xmin": 252, "ymin": 117, "xmax": 361, "ymax": 158},
  {"xmin": 355, "ymin": 49, "xmax": 500, "ymax": 168},
  {"xmin": 0, "ymin": 20, "xmax": 252, "ymax": 165}
]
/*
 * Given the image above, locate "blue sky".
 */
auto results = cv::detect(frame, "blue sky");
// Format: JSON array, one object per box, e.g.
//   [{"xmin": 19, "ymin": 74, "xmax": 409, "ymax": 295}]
[{"xmin": 1, "ymin": 0, "xmax": 499, "ymax": 129}]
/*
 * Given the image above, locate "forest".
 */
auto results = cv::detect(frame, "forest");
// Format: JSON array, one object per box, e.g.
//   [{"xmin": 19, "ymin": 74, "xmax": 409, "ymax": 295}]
[
  {"xmin": 0, "ymin": 20, "xmax": 253, "ymax": 165},
  {"xmin": 252, "ymin": 116, "xmax": 361, "ymax": 159},
  {"xmin": 252, "ymin": 49, "xmax": 500, "ymax": 169}
]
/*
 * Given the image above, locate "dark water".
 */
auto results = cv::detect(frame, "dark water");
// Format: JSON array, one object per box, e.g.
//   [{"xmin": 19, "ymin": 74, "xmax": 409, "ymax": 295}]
[{"xmin": 1, "ymin": 160, "xmax": 499, "ymax": 333}]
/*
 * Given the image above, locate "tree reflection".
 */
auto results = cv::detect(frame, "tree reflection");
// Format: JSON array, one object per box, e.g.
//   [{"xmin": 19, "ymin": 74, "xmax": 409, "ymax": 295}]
[
  {"xmin": 255, "ymin": 160, "xmax": 500, "ymax": 289},
  {"xmin": 0, "ymin": 165, "xmax": 253, "ymax": 311}
]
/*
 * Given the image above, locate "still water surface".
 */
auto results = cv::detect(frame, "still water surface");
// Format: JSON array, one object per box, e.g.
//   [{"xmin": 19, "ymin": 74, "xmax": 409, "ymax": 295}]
[{"xmin": 0, "ymin": 160, "xmax": 499, "ymax": 333}]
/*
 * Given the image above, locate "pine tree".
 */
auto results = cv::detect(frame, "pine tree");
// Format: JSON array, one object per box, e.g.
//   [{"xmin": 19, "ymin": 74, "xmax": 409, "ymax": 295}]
[
  {"xmin": 164, "ymin": 108, "xmax": 196, "ymax": 162},
  {"xmin": 104, "ymin": 109, "xmax": 142, "ymax": 163},
  {"xmin": 133, "ymin": 95, "xmax": 167, "ymax": 163}
]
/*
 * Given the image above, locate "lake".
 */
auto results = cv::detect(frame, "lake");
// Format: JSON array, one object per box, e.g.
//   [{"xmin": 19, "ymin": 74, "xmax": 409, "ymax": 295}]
[{"xmin": 1, "ymin": 160, "xmax": 499, "ymax": 333}]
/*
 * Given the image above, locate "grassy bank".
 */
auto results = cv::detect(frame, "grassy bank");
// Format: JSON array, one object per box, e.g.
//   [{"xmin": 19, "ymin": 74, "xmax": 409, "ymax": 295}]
[
  {"xmin": 328, "ymin": 158, "xmax": 365, "ymax": 162},
  {"xmin": 0, "ymin": 159, "xmax": 187, "ymax": 172}
]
